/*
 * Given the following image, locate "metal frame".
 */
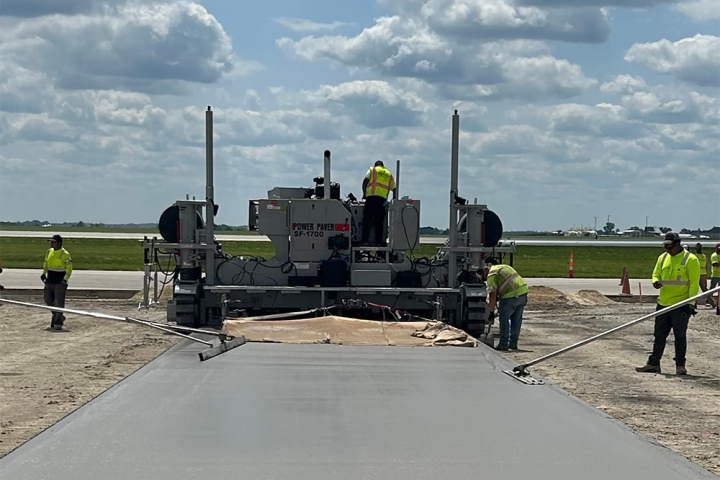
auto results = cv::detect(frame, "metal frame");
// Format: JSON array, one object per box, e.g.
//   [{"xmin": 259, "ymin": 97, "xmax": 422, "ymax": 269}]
[{"xmin": 141, "ymin": 108, "xmax": 514, "ymax": 339}]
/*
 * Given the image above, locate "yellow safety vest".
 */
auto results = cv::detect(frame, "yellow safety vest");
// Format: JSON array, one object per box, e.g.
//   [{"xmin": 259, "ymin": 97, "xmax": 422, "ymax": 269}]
[
  {"xmin": 43, "ymin": 248, "xmax": 73, "ymax": 282},
  {"xmin": 365, "ymin": 166, "xmax": 395, "ymax": 199},
  {"xmin": 487, "ymin": 265, "xmax": 528, "ymax": 299},
  {"xmin": 652, "ymin": 251, "xmax": 700, "ymax": 306},
  {"xmin": 696, "ymin": 253, "xmax": 706, "ymax": 275},
  {"xmin": 712, "ymin": 252, "xmax": 720, "ymax": 278}
]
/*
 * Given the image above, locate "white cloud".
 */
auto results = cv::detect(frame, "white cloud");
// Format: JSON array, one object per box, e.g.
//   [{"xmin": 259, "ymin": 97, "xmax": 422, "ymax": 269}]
[
  {"xmin": 537, "ymin": 103, "xmax": 647, "ymax": 138},
  {"xmin": 674, "ymin": 0, "xmax": 720, "ymax": 21},
  {"xmin": 298, "ymin": 80, "xmax": 430, "ymax": 128},
  {"xmin": 621, "ymin": 87, "xmax": 719, "ymax": 124},
  {"xmin": 600, "ymin": 74, "xmax": 648, "ymax": 94},
  {"xmin": 278, "ymin": 17, "xmax": 595, "ymax": 100},
  {"xmin": 421, "ymin": 0, "xmax": 610, "ymax": 43},
  {"xmin": 274, "ymin": 17, "xmax": 352, "ymax": 32},
  {"xmin": 625, "ymin": 34, "xmax": 720, "ymax": 87},
  {"xmin": 515, "ymin": 0, "xmax": 679, "ymax": 5},
  {"xmin": 0, "ymin": 1, "xmax": 250, "ymax": 92}
]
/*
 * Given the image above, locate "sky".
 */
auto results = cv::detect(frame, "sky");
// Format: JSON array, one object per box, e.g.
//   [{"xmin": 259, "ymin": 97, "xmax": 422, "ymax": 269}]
[{"xmin": 0, "ymin": 0, "xmax": 718, "ymax": 232}]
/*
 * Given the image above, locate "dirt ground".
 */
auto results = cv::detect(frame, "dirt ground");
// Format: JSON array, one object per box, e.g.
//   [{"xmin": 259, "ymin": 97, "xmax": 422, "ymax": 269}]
[
  {"xmin": 0, "ymin": 296, "xmax": 179, "ymax": 457},
  {"xmin": 508, "ymin": 287, "xmax": 720, "ymax": 476}
]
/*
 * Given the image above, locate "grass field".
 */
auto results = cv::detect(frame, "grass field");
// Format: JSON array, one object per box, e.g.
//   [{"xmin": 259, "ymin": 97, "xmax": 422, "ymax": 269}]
[{"xmin": 0, "ymin": 237, "xmax": 669, "ymax": 278}]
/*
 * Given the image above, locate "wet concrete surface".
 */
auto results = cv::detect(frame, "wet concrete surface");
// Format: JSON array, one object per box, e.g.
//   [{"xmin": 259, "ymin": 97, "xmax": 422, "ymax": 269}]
[{"xmin": 0, "ymin": 342, "xmax": 716, "ymax": 479}]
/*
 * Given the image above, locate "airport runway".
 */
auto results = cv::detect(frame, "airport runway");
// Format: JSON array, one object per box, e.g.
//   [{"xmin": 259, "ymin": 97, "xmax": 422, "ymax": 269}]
[
  {"xmin": 0, "ymin": 342, "xmax": 714, "ymax": 480},
  {"xmin": 2, "ymin": 230, "xmax": 716, "ymax": 247},
  {"xmin": 0, "ymin": 268, "xmax": 653, "ymax": 294}
]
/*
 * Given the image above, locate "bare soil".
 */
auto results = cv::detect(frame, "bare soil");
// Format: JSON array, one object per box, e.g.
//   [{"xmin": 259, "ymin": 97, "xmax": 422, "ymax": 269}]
[
  {"xmin": 507, "ymin": 288, "xmax": 720, "ymax": 476},
  {"xmin": 0, "ymin": 297, "xmax": 179, "ymax": 457}
]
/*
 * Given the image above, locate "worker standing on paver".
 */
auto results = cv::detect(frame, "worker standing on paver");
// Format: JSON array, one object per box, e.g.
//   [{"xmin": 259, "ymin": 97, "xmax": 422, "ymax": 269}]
[
  {"xmin": 361, "ymin": 161, "xmax": 396, "ymax": 246},
  {"xmin": 41, "ymin": 235, "xmax": 73, "ymax": 330},
  {"xmin": 695, "ymin": 243, "xmax": 716, "ymax": 308},
  {"xmin": 482, "ymin": 258, "xmax": 529, "ymax": 351},
  {"xmin": 711, "ymin": 243, "xmax": 720, "ymax": 290},
  {"xmin": 636, "ymin": 232, "xmax": 700, "ymax": 376}
]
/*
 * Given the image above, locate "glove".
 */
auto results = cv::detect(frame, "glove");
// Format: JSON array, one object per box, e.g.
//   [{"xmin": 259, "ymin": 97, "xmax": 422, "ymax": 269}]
[
  {"xmin": 488, "ymin": 312, "xmax": 496, "ymax": 322},
  {"xmin": 383, "ymin": 201, "xmax": 389, "ymax": 209},
  {"xmin": 652, "ymin": 281, "xmax": 662, "ymax": 289},
  {"xmin": 61, "ymin": 280, "xmax": 68, "ymax": 286},
  {"xmin": 40, "ymin": 274, "xmax": 47, "ymax": 283}
]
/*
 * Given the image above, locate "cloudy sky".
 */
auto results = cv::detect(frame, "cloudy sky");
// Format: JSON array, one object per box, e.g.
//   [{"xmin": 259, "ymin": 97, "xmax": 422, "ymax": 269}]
[{"xmin": 0, "ymin": 0, "xmax": 718, "ymax": 231}]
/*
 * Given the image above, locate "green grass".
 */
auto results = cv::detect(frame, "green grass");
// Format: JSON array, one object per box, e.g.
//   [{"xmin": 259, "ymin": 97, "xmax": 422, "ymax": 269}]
[
  {"xmin": 411, "ymin": 244, "xmax": 662, "ymax": 278},
  {"xmin": 0, "ymin": 238, "xmax": 275, "ymax": 271},
  {"xmin": 0, "ymin": 237, "xmax": 666, "ymax": 278}
]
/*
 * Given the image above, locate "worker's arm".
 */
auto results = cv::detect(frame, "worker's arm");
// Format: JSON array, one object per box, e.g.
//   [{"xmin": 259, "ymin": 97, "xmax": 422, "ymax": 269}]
[
  {"xmin": 63, "ymin": 251, "xmax": 73, "ymax": 283},
  {"xmin": 362, "ymin": 178, "xmax": 369, "ymax": 199},
  {"xmin": 713, "ymin": 253, "xmax": 720, "ymax": 267},
  {"xmin": 688, "ymin": 257, "xmax": 700, "ymax": 297},
  {"xmin": 42, "ymin": 250, "xmax": 49, "ymax": 276},
  {"xmin": 488, "ymin": 289, "xmax": 497, "ymax": 312},
  {"xmin": 651, "ymin": 254, "xmax": 663, "ymax": 289},
  {"xmin": 391, "ymin": 188, "xmax": 397, "ymax": 200}
]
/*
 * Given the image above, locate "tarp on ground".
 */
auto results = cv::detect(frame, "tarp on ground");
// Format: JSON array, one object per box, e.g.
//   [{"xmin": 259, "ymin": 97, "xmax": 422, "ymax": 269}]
[{"xmin": 223, "ymin": 316, "xmax": 477, "ymax": 347}]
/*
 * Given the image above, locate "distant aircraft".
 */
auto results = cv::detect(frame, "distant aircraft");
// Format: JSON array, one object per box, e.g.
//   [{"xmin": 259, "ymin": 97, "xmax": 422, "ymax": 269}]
[{"xmin": 678, "ymin": 233, "xmax": 697, "ymax": 239}]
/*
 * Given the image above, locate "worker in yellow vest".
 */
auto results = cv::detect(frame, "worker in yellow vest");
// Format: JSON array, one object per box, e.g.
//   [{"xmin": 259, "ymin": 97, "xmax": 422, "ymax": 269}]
[
  {"xmin": 636, "ymin": 232, "xmax": 700, "ymax": 376},
  {"xmin": 41, "ymin": 235, "xmax": 73, "ymax": 330},
  {"xmin": 483, "ymin": 258, "xmax": 529, "ymax": 351},
  {"xmin": 361, "ymin": 161, "xmax": 396, "ymax": 246},
  {"xmin": 694, "ymin": 243, "xmax": 716, "ymax": 308},
  {"xmin": 711, "ymin": 243, "xmax": 720, "ymax": 290}
]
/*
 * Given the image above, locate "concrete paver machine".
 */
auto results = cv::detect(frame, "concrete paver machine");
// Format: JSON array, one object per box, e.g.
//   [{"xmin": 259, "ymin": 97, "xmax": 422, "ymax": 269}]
[{"xmin": 143, "ymin": 108, "xmax": 515, "ymax": 345}]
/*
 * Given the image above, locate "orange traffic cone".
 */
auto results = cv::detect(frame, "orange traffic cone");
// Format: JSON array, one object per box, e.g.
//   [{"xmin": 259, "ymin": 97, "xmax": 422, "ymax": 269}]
[
  {"xmin": 620, "ymin": 271, "xmax": 631, "ymax": 296},
  {"xmin": 619, "ymin": 266, "xmax": 627, "ymax": 286}
]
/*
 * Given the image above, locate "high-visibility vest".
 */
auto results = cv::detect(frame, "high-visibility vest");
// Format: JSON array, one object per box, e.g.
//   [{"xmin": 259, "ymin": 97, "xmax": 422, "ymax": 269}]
[
  {"xmin": 43, "ymin": 248, "xmax": 73, "ymax": 282},
  {"xmin": 365, "ymin": 166, "xmax": 395, "ymax": 199},
  {"xmin": 652, "ymin": 250, "xmax": 700, "ymax": 306},
  {"xmin": 696, "ymin": 253, "xmax": 707, "ymax": 275},
  {"xmin": 487, "ymin": 265, "xmax": 528, "ymax": 299},
  {"xmin": 712, "ymin": 252, "xmax": 720, "ymax": 278}
]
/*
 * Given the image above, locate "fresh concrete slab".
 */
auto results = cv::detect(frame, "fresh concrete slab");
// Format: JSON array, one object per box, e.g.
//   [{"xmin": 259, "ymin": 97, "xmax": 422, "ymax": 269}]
[{"xmin": 0, "ymin": 342, "xmax": 714, "ymax": 480}]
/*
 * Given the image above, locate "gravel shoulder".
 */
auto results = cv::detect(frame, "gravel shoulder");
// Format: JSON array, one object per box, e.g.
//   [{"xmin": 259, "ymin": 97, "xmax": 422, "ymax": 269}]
[{"xmin": 0, "ymin": 297, "xmax": 179, "ymax": 457}]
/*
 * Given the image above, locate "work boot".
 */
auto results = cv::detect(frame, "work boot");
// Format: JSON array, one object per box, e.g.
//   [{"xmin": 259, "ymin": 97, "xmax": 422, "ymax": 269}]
[
  {"xmin": 496, "ymin": 344, "xmax": 509, "ymax": 351},
  {"xmin": 509, "ymin": 343, "xmax": 518, "ymax": 350},
  {"xmin": 676, "ymin": 366, "xmax": 687, "ymax": 376},
  {"xmin": 635, "ymin": 364, "xmax": 661, "ymax": 373}
]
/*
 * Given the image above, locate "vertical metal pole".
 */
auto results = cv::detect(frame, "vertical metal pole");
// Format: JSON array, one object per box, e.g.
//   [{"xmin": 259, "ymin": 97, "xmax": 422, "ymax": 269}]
[
  {"xmin": 153, "ymin": 261, "xmax": 159, "ymax": 303},
  {"xmin": 395, "ymin": 159, "xmax": 401, "ymax": 199},
  {"xmin": 323, "ymin": 150, "xmax": 332, "ymax": 198},
  {"xmin": 205, "ymin": 106, "xmax": 216, "ymax": 285},
  {"xmin": 142, "ymin": 263, "xmax": 150, "ymax": 308},
  {"xmin": 448, "ymin": 110, "xmax": 460, "ymax": 287}
]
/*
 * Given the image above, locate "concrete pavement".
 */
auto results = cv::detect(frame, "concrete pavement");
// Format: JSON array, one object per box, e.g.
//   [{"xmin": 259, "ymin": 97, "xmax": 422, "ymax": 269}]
[
  {"xmin": 1, "ymin": 268, "xmax": 652, "ymax": 295},
  {"xmin": 1, "ymin": 269, "xmax": 145, "ymax": 290},
  {"xmin": 3, "ymin": 230, "xmax": 716, "ymax": 247},
  {"xmin": 0, "ymin": 342, "xmax": 714, "ymax": 480}
]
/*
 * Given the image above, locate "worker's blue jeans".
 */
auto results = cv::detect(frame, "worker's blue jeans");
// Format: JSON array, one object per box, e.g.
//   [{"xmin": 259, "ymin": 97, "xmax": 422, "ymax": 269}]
[{"xmin": 497, "ymin": 293, "xmax": 528, "ymax": 347}]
